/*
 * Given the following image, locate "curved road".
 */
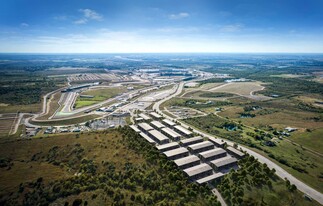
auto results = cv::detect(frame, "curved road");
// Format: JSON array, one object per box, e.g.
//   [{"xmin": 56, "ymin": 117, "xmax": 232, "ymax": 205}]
[{"xmin": 153, "ymin": 82, "xmax": 323, "ymax": 205}]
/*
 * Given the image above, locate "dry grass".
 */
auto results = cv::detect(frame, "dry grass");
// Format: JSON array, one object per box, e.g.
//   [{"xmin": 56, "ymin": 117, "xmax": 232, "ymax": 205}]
[{"xmin": 210, "ymin": 82, "xmax": 265, "ymax": 96}]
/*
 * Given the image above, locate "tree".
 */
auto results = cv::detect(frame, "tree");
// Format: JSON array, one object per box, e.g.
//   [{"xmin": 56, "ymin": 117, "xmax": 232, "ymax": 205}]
[{"xmin": 72, "ymin": 199, "xmax": 82, "ymax": 206}]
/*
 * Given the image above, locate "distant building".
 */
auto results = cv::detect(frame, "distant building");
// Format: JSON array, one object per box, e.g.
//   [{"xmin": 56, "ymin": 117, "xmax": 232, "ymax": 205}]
[
  {"xmin": 180, "ymin": 136, "xmax": 204, "ymax": 147},
  {"xmin": 174, "ymin": 155, "xmax": 200, "ymax": 170},
  {"xmin": 188, "ymin": 141, "xmax": 214, "ymax": 154}
]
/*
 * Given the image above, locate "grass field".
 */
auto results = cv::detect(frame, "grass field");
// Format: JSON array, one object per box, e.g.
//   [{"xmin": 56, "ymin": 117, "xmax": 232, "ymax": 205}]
[
  {"xmin": 290, "ymin": 128, "xmax": 323, "ymax": 153},
  {"xmin": 210, "ymin": 82, "xmax": 265, "ymax": 96},
  {"xmin": 0, "ymin": 103, "xmax": 40, "ymax": 113},
  {"xmin": 30, "ymin": 114, "xmax": 100, "ymax": 126},
  {"xmin": 74, "ymin": 87, "xmax": 127, "ymax": 109},
  {"xmin": 0, "ymin": 116, "xmax": 16, "ymax": 138}
]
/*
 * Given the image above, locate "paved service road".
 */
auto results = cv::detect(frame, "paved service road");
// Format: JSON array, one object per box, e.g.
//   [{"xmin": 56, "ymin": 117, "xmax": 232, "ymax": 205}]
[{"xmin": 153, "ymin": 81, "xmax": 323, "ymax": 205}]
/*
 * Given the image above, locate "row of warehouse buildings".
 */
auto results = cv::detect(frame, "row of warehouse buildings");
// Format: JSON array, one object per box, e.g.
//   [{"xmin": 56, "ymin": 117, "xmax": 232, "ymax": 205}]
[{"xmin": 130, "ymin": 112, "xmax": 245, "ymax": 185}]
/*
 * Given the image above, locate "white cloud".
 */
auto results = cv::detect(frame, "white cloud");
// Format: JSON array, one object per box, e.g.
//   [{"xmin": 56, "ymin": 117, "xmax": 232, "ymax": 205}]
[
  {"xmin": 169, "ymin": 12, "xmax": 189, "ymax": 20},
  {"xmin": 74, "ymin": 19, "xmax": 88, "ymax": 25},
  {"xmin": 79, "ymin": 9, "xmax": 103, "ymax": 21},
  {"xmin": 74, "ymin": 9, "xmax": 103, "ymax": 25},
  {"xmin": 220, "ymin": 24, "xmax": 244, "ymax": 32},
  {"xmin": 20, "ymin": 23, "xmax": 29, "ymax": 27}
]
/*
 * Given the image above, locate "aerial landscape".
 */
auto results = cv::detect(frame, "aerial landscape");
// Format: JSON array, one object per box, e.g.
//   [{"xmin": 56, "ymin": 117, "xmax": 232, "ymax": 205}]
[{"xmin": 0, "ymin": 1, "xmax": 322, "ymax": 206}]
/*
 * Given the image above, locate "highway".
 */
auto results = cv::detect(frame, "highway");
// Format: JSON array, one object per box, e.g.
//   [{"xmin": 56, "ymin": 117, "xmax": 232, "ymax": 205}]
[{"xmin": 153, "ymin": 81, "xmax": 323, "ymax": 205}]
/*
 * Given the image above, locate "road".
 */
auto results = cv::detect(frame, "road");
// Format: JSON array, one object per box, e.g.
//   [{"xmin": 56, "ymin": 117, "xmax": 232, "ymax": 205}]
[{"xmin": 153, "ymin": 81, "xmax": 323, "ymax": 205}]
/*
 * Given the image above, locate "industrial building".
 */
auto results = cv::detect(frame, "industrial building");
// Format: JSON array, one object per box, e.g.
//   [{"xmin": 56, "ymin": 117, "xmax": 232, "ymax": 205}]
[
  {"xmin": 161, "ymin": 127, "xmax": 181, "ymax": 141},
  {"xmin": 183, "ymin": 163, "xmax": 213, "ymax": 180},
  {"xmin": 148, "ymin": 129, "xmax": 170, "ymax": 145},
  {"xmin": 208, "ymin": 137, "xmax": 226, "ymax": 148},
  {"xmin": 174, "ymin": 155, "xmax": 200, "ymax": 170},
  {"xmin": 134, "ymin": 117, "xmax": 144, "ymax": 123},
  {"xmin": 139, "ymin": 113, "xmax": 151, "ymax": 121},
  {"xmin": 163, "ymin": 147, "xmax": 189, "ymax": 160},
  {"xmin": 137, "ymin": 122, "xmax": 154, "ymax": 133},
  {"xmin": 139, "ymin": 132, "xmax": 155, "ymax": 145},
  {"xmin": 150, "ymin": 120, "xmax": 165, "ymax": 130},
  {"xmin": 174, "ymin": 125, "xmax": 193, "ymax": 137},
  {"xmin": 130, "ymin": 125, "xmax": 141, "ymax": 133},
  {"xmin": 198, "ymin": 148, "xmax": 227, "ymax": 162},
  {"xmin": 196, "ymin": 172, "xmax": 225, "ymax": 184},
  {"xmin": 180, "ymin": 136, "xmax": 204, "ymax": 147},
  {"xmin": 156, "ymin": 142, "xmax": 180, "ymax": 152},
  {"xmin": 150, "ymin": 112, "xmax": 162, "ymax": 119},
  {"xmin": 162, "ymin": 119, "xmax": 176, "ymax": 127},
  {"xmin": 227, "ymin": 147, "xmax": 245, "ymax": 159},
  {"xmin": 210, "ymin": 156, "xmax": 238, "ymax": 171},
  {"xmin": 188, "ymin": 141, "xmax": 214, "ymax": 153}
]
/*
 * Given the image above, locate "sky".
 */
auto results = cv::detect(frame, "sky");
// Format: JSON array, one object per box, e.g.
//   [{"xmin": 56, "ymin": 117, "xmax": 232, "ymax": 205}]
[{"xmin": 0, "ymin": 0, "xmax": 323, "ymax": 53}]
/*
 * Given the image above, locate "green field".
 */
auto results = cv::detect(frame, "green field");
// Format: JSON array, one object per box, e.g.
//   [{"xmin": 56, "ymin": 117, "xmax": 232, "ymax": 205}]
[
  {"xmin": 74, "ymin": 87, "xmax": 127, "ymax": 109},
  {"xmin": 30, "ymin": 114, "xmax": 100, "ymax": 126}
]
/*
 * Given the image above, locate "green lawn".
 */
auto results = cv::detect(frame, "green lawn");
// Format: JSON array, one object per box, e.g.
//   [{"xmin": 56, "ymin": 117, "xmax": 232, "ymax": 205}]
[
  {"xmin": 74, "ymin": 87, "xmax": 127, "ymax": 109},
  {"xmin": 290, "ymin": 128, "xmax": 323, "ymax": 153}
]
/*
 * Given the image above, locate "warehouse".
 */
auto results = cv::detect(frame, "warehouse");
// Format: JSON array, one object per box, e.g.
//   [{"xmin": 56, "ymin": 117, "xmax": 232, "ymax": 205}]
[
  {"xmin": 130, "ymin": 125, "xmax": 141, "ymax": 133},
  {"xmin": 199, "ymin": 148, "xmax": 227, "ymax": 162},
  {"xmin": 174, "ymin": 125, "xmax": 193, "ymax": 137},
  {"xmin": 180, "ymin": 136, "xmax": 204, "ymax": 147},
  {"xmin": 161, "ymin": 127, "xmax": 181, "ymax": 141},
  {"xmin": 208, "ymin": 137, "xmax": 226, "ymax": 148},
  {"xmin": 150, "ymin": 120, "xmax": 165, "ymax": 130},
  {"xmin": 163, "ymin": 147, "xmax": 189, "ymax": 160},
  {"xmin": 150, "ymin": 112, "xmax": 162, "ymax": 119},
  {"xmin": 196, "ymin": 172, "xmax": 225, "ymax": 184},
  {"xmin": 227, "ymin": 147, "xmax": 245, "ymax": 159},
  {"xmin": 139, "ymin": 113, "xmax": 151, "ymax": 121},
  {"xmin": 188, "ymin": 141, "xmax": 214, "ymax": 153},
  {"xmin": 134, "ymin": 117, "xmax": 144, "ymax": 123},
  {"xmin": 162, "ymin": 119, "xmax": 176, "ymax": 127},
  {"xmin": 210, "ymin": 156, "xmax": 238, "ymax": 171},
  {"xmin": 156, "ymin": 142, "xmax": 180, "ymax": 152},
  {"xmin": 148, "ymin": 129, "xmax": 170, "ymax": 145},
  {"xmin": 139, "ymin": 132, "xmax": 155, "ymax": 145},
  {"xmin": 137, "ymin": 122, "xmax": 154, "ymax": 133},
  {"xmin": 183, "ymin": 163, "xmax": 213, "ymax": 181},
  {"xmin": 174, "ymin": 155, "xmax": 200, "ymax": 170}
]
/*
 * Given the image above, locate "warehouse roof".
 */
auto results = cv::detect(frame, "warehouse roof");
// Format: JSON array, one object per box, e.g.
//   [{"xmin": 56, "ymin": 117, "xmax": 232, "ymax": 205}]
[
  {"xmin": 139, "ymin": 113, "xmax": 151, "ymax": 120},
  {"xmin": 174, "ymin": 155, "xmax": 200, "ymax": 167},
  {"xmin": 148, "ymin": 129, "xmax": 169, "ymax": 142},
  {"xmin": 188, "ymin": 141, "xmax": 214, "ymax": 151},
  {"xmin": 174, "ymin": 125, "xmax": 193, "ymax": 135},
  {"xmin": 199, "ymin": 148, "xmax": 226, "ymax": 159},
  {"xmin": 138, "ymin": 122, "xmax": 154, "ymax": 131},
  {"xmin": 156, "ymin": 142, "xmax": 179, "ymax": 151},
  {"xmin": 227, "ymin": 147, "xmax": 245, "ymax": 158},
  {"xmin": 196, "ymin": 172, "xmax": 225, "ymax": 184},
  {"xmin": 162, "ymin": 119, "xmax": 176, "ymax": 126},
  {"xmin": 150, "ymin": 112, "xmax": 162, "ymax": 119},
  {"xmin": 161, "ymin": 127, "xmax": 181, "ymax": 138},
  {"xmin": 163, "ymin": 147, "xmax": 189, "ymax": 158},
  {"xmin": 139, "ymin": 132, "xmax": 155, "ymax": 144},
  {"xmin": 180, "ymin": 136, "xmax": 203, "ymax": 145},
  {"xmin": 130, "ymin": 125, "xmax": 141, "ymax": 133},
  {"xmin": 183, "ymin": 163, "xmax": 212, "ymax": 177},
  {"xmin": 210, "ymin": 156, "xmax": 237, "ymax": 168},
  {"xmin": 208, "ymin": 137, "xmax": 226, "ymax": 146},
  {"xmin": 150, "ymin": 121, "xmax": 165, "ymax": 129}
]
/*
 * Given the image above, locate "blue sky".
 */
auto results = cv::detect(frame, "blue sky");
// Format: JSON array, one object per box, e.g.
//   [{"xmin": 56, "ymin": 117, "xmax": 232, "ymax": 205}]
[{"xmin": 1, "ymin": 0, "xmax": 323, "ymax": 53}]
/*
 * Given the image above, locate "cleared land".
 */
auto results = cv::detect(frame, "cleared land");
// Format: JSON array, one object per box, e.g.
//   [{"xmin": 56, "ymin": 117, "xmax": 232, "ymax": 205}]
[
  {"xmin": 0, "ymin": 114, "xmax": 16, "ymax": 138},
  {"xmin": 74, "ymin": 87, "xmax": 127, "ymax": 109},
  {"xmin": 210, "ymin": 82, "xmax": 271, "ymax": 100}
]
